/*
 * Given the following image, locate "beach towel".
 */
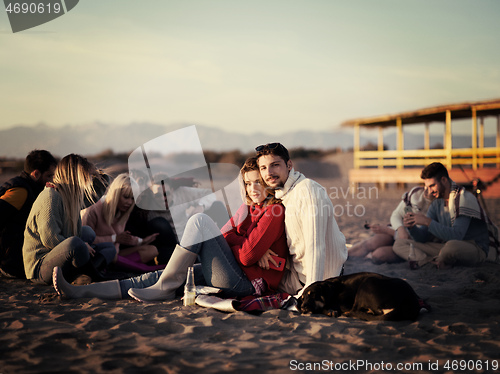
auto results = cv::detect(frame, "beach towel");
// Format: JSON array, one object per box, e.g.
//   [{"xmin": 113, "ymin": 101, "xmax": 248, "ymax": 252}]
[{"xmin": 448, "ymin": 182, "xmax": 500, "ymax": 263}]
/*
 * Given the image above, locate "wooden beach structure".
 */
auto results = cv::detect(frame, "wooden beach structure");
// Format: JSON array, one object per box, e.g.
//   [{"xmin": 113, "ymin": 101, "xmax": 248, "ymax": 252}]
[{"xmin": 342, "ymin": 98, "xmax": 500, "ymax": 197}]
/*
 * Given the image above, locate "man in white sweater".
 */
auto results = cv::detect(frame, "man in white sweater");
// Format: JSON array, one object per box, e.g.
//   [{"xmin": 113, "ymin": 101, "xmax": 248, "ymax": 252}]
[{"xmin": 255, "ymin": 143, "xmax": 348, "ymax": 295}]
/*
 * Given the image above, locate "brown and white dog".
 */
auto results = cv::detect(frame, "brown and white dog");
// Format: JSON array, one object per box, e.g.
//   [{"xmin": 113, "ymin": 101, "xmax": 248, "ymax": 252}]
[{"xmin": 298, "ymin": 272, "xmax": 430, "ymax": 321}]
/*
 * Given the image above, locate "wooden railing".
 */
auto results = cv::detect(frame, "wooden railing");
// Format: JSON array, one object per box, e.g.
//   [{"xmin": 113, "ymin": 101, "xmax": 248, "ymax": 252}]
[{"xmin": 353, "ymin": 148, "xmax": 500, "ymax": 170}]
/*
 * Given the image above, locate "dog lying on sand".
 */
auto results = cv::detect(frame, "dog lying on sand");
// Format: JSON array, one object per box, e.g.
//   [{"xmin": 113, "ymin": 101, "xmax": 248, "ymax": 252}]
[{"xmin": 298, "ymin": 272, "xmax": 430, "ymax": 321}]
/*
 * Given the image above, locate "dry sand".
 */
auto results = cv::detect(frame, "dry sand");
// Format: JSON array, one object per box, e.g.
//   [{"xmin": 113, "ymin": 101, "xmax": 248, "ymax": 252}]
[{"xmin": 1, "ymin": 159, "xmax": 500, "ymax": 374}]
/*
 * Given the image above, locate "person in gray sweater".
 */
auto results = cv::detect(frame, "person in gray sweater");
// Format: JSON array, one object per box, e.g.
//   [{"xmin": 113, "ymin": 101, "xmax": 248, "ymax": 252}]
[{"xmin": 23, "ymin": 154, "xmax": 110, "ymax": 284}]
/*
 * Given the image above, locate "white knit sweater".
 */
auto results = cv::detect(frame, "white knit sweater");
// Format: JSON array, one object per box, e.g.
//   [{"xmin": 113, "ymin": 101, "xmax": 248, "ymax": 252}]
[{"xmin": 276, "ymin": 169, "xmax": 347, "ymax": 295}]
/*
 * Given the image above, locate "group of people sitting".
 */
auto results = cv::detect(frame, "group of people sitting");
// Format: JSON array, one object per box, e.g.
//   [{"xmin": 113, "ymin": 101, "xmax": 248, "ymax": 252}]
[
  {"xmin": 0, "ymin": 144, "xmax": 346, "ymax": 302},
  {"xmin": 0, "ymin": 144, "xmax": 497, "ymax": 305}
]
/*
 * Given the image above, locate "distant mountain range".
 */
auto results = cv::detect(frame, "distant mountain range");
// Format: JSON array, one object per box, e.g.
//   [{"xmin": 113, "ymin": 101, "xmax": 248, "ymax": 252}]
[{"xmin": 0, "ymin": 122, "xmax": 495, "ymax": 158}]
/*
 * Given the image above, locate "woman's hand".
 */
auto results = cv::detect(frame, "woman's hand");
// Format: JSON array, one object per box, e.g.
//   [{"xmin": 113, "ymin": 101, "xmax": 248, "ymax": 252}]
[
  {"xmin": 86, "ymin": 243, "xmax": 96, "ymax": 257},
  {"xmin": 258, "ymin": 249, "xmax": 278, "ymax": 270},
  {"xmin": 370, "ymin": 223, "xmax": 394, "ymax": 236},
  {"xmin": 403, "ymin": 213, "xmax": 415, "ymax": 228},
  {"xmin": 141, "ymin": 233, "xmax": 159, "ymax": 245},
  {"xmin": 115, "ymin": 231, "xmax": 136, "ymax": 246}
]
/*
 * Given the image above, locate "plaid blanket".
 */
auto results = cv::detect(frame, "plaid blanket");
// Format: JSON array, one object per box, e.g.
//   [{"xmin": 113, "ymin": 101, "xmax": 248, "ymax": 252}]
[{"xmin": 236, "ymin": 293, "xmax": 291, "ymax": 313}]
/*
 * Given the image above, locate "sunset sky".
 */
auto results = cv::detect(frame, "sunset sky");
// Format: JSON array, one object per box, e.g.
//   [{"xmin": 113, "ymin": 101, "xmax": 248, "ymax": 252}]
[{"xmin": 1, "ymin": 0, "xmax": 499, "ymax": 136}]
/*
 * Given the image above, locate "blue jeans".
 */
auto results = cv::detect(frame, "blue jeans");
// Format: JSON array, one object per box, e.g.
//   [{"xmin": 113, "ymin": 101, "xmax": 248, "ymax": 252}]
[
  {"xmin": 119, "ymin": 270, "xmax": 163, "ymax": 298},
  {"xmin": 118, "ymin": 265, "xmax": 206, "ymax": 299},
  {"xmin": 36, "ymin": 236, "xmax": 91, "ymax": 284},
  {"xmin": 181, "ymin": 213, "xmax": 254, "ymax": 297},
  {"xmin": 81, "ymin": 226, "xmax": 116, "ymax": 265},
  {"xmin": 36, "ymin": 226, "xmax": 115, "ymax": 284},
  {"xmin": 119, "ymin": 214, "xmax": 255, "ymax": 298}
]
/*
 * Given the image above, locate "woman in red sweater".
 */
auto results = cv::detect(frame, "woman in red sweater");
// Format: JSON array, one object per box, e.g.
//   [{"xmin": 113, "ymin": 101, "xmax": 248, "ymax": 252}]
[{"xmin": 53, "ymin": 156, "xmax": 288, "ymax": 301}]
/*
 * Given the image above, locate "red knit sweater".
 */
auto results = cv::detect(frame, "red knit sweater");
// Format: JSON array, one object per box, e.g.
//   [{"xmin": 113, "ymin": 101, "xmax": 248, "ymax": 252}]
[{"xmin": 222, "ymin": 203, "xmax": 288, "ymax": 293}]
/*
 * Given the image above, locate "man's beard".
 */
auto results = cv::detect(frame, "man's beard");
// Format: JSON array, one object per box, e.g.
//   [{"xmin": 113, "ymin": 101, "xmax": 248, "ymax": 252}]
[
  {"xmin": 437, "ymin": 181, "xmax": 446, "ymax": 198},
  {"xmin": 269, "ymin": 182, "xmax": 285, "ymax": 190},
  {"xmin": 267, "ymin": 176, "xmax": 284, "ymax": 189}
]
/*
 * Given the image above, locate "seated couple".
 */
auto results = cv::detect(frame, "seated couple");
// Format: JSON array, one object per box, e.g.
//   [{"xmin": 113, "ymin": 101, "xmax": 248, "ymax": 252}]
[
  {"xmin": 393, "ymin": 162, "xmax": 499, "ymax": 269},
  {"xmin": 350, "ymin": 162, "xmax": 499, "ymax": 269},
  {"xmin": 54, "ymin": 143, "xmax": 348, "ymax": 301}
]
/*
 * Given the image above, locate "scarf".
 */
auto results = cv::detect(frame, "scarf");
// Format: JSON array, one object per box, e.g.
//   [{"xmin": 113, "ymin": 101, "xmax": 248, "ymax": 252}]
[{"xmin": 274, "ymin": 168, "xmax": 305, "ymax": 200}]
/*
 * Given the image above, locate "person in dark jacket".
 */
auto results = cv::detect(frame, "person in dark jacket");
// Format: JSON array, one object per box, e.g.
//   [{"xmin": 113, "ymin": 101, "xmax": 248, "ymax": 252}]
[{"xmin": 0, "ymin": 150, "xmax": 57, "ymax": 278}]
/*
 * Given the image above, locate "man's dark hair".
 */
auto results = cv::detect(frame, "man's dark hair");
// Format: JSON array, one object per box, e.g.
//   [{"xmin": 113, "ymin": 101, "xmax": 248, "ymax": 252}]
[
  {"xmin": 24, "ymin": 150, "xmax": 57, "ymax": 174},
  {"xmin": 255, "ymin": 143, "xmax": 290, "ymax": 164},
  {"xmin": 420, "ymin": 162, "xmax": 450, "ymax": 181}
]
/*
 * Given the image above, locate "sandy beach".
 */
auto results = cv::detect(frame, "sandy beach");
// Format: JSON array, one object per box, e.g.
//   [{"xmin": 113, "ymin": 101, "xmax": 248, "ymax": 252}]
[{"xmin": 1, "ymin": 155, "xmax": 500, "ymax": 374}]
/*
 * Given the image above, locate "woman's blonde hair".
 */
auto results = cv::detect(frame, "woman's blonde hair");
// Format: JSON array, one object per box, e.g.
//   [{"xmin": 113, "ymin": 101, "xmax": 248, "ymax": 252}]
[
  {"xmin": 240, "ymin": 156, "xmax": 280, "ymax": 206},
  {"xmin": 102, "ymin": 173, "xmax": 135, "ymax": 226},
  {"xmin": 53, "ymin": 154, "xmax": 98, "ymax": 236}
]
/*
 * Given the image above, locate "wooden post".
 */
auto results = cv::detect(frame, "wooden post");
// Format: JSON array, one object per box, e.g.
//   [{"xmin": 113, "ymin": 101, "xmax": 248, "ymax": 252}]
[
  {"xmin": 497, "ymin": 115, "xmax": 500, "ymax": 168},
  {"xmin": 424, "ymin": 122, "xmax": 430, "ymax": 163},
  {"xmin": 472, "ymin": 108, "xmax": 477, "ymax": 170},
  {"xmin": 397, "ymin": 117, "xmax": 403, "ymax": 170},
  {"xmin": 445, "ymin": 110, "xmax": 452, "ymax": 169},
  {"xmin": 424, "ymin": 123, "xmax": 430, "ymax": 150},
  {"xmin": 378, "ymin": 126, "xmax": 384, "ymax": 169},
  {"xmin": 479, "ymin": 117, "xmax": 484, "ymax": 168},
  {"xmin": 377, "ymin": 126, "xmax": 386, "ymax": 189},
  {"xmin": 354, "ymin": 123, "xmax": 360, "ymax": 169}
]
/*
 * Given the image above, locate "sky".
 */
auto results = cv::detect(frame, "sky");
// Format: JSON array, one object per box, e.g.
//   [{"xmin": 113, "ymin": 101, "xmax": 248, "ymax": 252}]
[{"xmin": 1, "ymin": 0, "xmax": 500, "ymax": 136}]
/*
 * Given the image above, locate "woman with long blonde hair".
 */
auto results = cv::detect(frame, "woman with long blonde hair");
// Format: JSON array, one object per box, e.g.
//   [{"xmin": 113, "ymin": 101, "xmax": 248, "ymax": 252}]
[
  {"xmin": 82, "ymin": 173, "xmax": 161, "ymax": 271},
  {"xmin": 23, "ymin": 154, "xmax": 111, "ymax": 284}
]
